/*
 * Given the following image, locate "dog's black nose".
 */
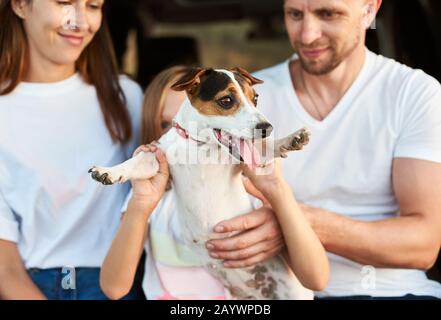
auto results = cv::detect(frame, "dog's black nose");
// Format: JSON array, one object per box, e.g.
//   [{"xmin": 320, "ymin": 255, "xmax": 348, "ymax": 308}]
[{"xmin": 255, "ymin": 122, "xmax": 273, "ymax": 138}]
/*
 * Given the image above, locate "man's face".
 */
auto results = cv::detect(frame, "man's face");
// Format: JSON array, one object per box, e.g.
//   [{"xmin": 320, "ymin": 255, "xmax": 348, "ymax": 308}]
[{"xmin": 284, "ymin": 0, "xmax": 372, "ymax": 75}]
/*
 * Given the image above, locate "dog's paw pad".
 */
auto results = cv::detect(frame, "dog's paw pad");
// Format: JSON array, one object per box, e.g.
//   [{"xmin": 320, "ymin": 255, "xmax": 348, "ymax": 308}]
[
  {"xmin": 279, "ymin": 147, "xmax": 289, "ymax": 158},
  {"xmin": 299, "ymin": 129, "xmax": 310, "ymax": 144},
  {"xmin": 289, "ymin": 129, "xmax": 310, "ymax": 150},
  {"xmin": 88, "ymin": 167, "xmax": 116, "ymax": 185}
]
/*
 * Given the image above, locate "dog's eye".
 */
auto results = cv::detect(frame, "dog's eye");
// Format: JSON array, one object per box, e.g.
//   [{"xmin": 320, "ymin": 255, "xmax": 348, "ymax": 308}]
[
  {"xmin": 253, "ymin": 93, "xmax": 259, "ymax": 106},
  {"xmin": 217, "ymin": 96, "xmax": 234, "ymax": 109},
  {"xmin": 161, "ymin": 121, "xmax": 171, "ymax": 130}
]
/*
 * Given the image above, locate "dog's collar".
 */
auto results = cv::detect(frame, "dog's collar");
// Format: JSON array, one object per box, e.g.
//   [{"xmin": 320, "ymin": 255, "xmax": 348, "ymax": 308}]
[{"xmin": 173, "ymin": 121, "xmax": 206, "ymax": 146}]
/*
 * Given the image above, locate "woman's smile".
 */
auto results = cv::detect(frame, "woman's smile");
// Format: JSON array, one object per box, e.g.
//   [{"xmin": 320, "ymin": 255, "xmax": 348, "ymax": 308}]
[{"xmin": 57, "ymin": 32, "xmax": 85, "ymax": 47}]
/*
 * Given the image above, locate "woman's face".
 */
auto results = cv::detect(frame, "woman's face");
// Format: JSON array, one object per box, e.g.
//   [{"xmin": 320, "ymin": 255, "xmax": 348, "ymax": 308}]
[
  {"xmin": 14, "ymin": 0, "xmax": 104, "ymax": 68},
  {"xmin": 160, "ymin": 87, "xmax": 187, "ymax": 134}
]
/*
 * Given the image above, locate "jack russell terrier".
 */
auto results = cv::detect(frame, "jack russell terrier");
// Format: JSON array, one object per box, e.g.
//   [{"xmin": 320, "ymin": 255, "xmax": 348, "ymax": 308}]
[{"xmin": 88, "ymin": 67, "xmax": 311, "ymax": 299}]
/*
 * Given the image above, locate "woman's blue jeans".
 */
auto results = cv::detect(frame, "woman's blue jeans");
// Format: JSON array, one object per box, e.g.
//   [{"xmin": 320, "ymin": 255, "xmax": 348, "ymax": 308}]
[{"xmin": 28, "ymin": 267, "xmax": 145, "ymax": 300}]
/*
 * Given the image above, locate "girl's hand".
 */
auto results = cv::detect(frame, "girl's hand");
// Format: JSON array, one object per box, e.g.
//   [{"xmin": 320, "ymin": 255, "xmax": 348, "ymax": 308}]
[
  {"xmin": 240, "ymin": 159, "xmax": 286, "ymax": 199},
  {"xmin": 204, "ymin": 161, "xmax": 287, "ymax": 268},
  {"xmin": 130, "ymin": 142, "xmax": 170, "ymax": 210}
]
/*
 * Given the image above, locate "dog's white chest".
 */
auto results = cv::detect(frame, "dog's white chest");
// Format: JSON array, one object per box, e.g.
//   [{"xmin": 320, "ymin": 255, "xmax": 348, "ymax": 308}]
[{"xmin": 161, "ymin": 132, "xmax": 253, "ymax": 243}]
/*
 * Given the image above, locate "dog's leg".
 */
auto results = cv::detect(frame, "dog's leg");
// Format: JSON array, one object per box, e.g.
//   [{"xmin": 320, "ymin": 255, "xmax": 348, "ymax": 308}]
[
  {"xmin": 88, "ymin": 151, "xmax": 159, "ymax": 185},
  {"xmin": 273, "ymin": 127, "xmax": 310, "ymax": 159},
  {"xmin": 257, "ymin": 128, "xmax": 310, "ymax": 166},
  {"xmin": 204, "ymin": 256, "xmax": 312, "ymax": 299}
]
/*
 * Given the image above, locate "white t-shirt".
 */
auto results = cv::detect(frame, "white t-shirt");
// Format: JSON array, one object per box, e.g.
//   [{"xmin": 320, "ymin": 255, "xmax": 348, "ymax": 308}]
[
  {"xmin": 253, "ymin": 48, "xmax": 441, "ymax": 298},
  {"xmin": 0, "ymin": 73, "xmax": 143, "ymax": 269}
]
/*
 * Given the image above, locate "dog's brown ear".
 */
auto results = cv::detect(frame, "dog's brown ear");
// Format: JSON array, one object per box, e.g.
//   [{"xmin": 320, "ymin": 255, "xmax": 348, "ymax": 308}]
[
  {"xmin": 231, "ymin": 67, "xmax": 264, "ymax": 86},
  {"xmin": 171, "ymin": 67, "xmax": 208, "ymax": 94}
]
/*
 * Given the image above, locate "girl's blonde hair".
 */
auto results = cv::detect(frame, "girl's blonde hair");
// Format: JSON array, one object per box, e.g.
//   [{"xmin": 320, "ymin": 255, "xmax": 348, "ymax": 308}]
[{"xmin": 141, "ymin": 65, "xmax": 189, "ymax": 144}]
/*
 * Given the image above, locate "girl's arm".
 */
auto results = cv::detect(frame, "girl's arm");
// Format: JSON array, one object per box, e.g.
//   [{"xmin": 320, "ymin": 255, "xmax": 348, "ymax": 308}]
[
  {"xmin": 0, "ymin": 240, "xmax": 46, "ymax": 300},
  {"xmin": 99, "ymin": 200, "xmax": 151, "ymax": 300},
  {"xmin": 241, "ymin": 162, "xmax": 330, "ymax": 291},
  {"xmin": 100, "ymin": 144, "xmax": 169, "ymax": 300}
]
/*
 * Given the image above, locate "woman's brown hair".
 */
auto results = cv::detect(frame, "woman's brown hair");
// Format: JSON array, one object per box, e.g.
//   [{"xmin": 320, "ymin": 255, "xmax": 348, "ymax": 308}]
[
  {"xmin": 141, "ymin": 65, "xmax": 189, "ymax": 144},
  {"xmin": 0, "ymin": 0, "xmax": 131, "ymax": 144}
]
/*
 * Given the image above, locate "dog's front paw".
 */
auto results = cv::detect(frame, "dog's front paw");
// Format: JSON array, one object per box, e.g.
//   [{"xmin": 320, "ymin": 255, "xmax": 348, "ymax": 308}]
[
  {"xmin": 289, "ymin": 128, "xmax": 310, "ymax": 150},
  {"xmin": 278, "ymin": 128, "xmax": 310, "ymax": 158},
  {"xmin": 88, "ymin": 166, "xmax": 126, "ymax": 185}
]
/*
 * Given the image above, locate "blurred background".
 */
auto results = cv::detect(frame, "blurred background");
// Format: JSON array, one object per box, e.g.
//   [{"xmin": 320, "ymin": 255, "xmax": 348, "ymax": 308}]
[{"xmin": 105, "ymin": 0, "xmax": 441, "ymax": 281}]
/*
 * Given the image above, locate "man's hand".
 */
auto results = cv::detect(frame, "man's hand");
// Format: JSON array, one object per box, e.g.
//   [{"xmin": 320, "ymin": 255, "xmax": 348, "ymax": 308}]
[{"xmin": 206, "ymin": 206, "xmax": 284, "ymax": 268}]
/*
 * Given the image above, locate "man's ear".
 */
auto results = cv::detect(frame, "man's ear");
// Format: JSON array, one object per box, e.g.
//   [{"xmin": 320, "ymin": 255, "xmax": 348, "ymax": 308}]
[
  {"xmin": 231, "ymin": 67, "xmax": 264, "ymax": 86},
  {"xmin": 362, "ymin": 0, "xmax": 381, "ymax": 29},
  {"xmin": 171, "ymin": 67, "xmax": 210, "ymax": 94},
  {"xmin": 10, "ymin": 0, "xmax": 29, "ymax": 19}
]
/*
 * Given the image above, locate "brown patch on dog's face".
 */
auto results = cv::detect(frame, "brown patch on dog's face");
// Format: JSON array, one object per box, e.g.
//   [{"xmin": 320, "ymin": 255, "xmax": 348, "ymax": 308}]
[
  {"xmin": 173, "ymin": 69, "xmax": 240, "ymax": 116},
  {"xmin": 171, "ymin": 67, "xmax": 263, "ymax": 116},
  {"xmin": 232, "ymin": 67, "xmax": 263, "ymax": 107},
  {"xmin": 191, "ymin": 83, "xmax": 242, "ymax": 116},
  {"xmin": 233, "ymin": 73, "xmax": 258, "ymax": 107}
]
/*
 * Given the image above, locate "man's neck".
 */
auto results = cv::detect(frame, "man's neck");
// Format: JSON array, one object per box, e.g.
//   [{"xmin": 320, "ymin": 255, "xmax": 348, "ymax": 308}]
[{"xmin": 291, "ymin": 45, "xmax": 367, "ymax": 120}]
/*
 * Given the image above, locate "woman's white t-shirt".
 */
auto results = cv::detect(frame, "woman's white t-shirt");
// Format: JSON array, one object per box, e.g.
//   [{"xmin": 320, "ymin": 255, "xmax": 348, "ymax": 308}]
[{"xmin": 0, "ymin": 73, "xmax": 143, "ymax": 269}]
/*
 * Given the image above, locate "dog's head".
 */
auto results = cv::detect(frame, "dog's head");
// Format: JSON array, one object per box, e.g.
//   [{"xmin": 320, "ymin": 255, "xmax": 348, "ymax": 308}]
[{"xmin": 171, "ymin": 67, "xmax": 272, "ymax": 166}]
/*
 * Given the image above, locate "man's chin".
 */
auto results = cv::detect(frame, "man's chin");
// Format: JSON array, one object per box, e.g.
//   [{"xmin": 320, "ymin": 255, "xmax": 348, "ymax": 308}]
[{"xmin": 300, "ymin": 58, "xmax": 341, "ymax": 75}]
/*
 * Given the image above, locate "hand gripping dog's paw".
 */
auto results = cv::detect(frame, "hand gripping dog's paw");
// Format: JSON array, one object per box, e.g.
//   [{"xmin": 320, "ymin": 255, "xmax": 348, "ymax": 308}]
[{"xmin": 276, "ymin": 128, "xmax": 310, "ymax": 158}]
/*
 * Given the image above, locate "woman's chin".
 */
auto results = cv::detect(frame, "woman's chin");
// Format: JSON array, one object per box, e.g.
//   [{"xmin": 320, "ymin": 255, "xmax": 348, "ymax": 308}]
[{"xmin": 51, "ymin": 52, "xmax": 83, "ymax": 67}]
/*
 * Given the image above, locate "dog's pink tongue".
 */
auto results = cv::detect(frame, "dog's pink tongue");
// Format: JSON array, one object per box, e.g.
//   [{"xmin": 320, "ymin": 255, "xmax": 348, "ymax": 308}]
[{"xmin": 240, "ymin": 139, "xmax": 260, "ymax": 168}]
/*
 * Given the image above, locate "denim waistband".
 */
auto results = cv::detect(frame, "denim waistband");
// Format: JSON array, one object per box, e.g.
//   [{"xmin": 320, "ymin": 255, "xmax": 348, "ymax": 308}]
[{"xmin": 28, "ymin": 267, "xmax": 99, "ymax": 273}]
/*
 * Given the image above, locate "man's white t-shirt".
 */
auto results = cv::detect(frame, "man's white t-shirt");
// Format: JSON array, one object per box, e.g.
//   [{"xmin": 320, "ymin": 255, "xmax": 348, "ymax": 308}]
[
  {"xmin": 253, "ymin": 48, "xmax": 441, "ymax": 298},
  {"xmin": 0, "ymin": 73, "xmax": 143, "ymax": 269}
]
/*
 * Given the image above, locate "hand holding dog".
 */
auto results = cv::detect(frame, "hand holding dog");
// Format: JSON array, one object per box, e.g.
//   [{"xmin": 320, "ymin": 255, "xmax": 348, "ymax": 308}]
[
  {"xmin": 205, "ymin": 161, "xmax": 287, "ymax": 268},
  {"xmin": 241, "ymin": 160, "xmax": 287, "ymax": 199},
  {"xmin": 130, "ymin": 143, "xmax": 170, "ymax": 212},
  {"xmin": 206, "ymin": 206, "xmax": 284, "ymax": 268}
]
